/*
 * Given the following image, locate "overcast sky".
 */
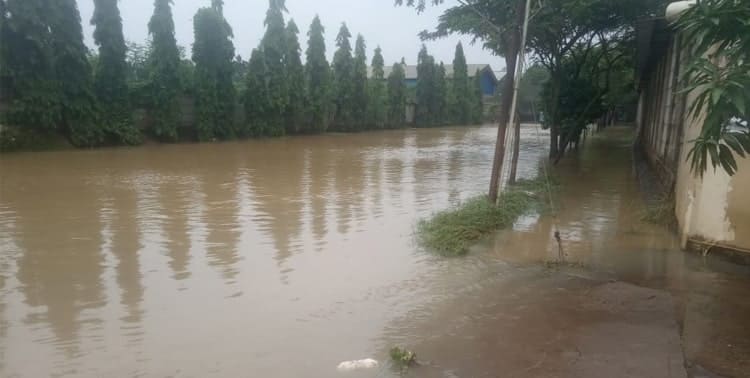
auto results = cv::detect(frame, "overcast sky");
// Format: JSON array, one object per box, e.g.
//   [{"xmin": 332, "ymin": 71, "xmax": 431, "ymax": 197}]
[{"xmin": 76, "ymin": 0, "xmax": 504, "ymax": 71}]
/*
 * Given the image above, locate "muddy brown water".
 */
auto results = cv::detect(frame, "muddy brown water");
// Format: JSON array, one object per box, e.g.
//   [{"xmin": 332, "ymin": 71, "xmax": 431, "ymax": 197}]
[{"xmin": 0, "ymin": 125, "xmax": 748, "ymax": 377}]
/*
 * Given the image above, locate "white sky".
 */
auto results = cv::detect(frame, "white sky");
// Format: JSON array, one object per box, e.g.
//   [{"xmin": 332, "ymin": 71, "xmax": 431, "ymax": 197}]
[{"xmin": 76, "ymin": 0, "xmax": 504, "ymax": 71}]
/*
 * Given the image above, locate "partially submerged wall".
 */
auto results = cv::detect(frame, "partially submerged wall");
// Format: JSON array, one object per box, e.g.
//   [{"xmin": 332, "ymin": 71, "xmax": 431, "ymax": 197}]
[
  {"xmin": 675, "ymin": 103, "xmax": 750, "ymax": 253},
  {"xmin": 637, "ymin": 19, "xmax": 750, "ymax": 255}
]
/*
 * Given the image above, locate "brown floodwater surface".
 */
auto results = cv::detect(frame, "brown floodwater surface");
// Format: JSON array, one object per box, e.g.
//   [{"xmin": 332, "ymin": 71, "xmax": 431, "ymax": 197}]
[
  {"xmin": 1, "ymin": 126, "xmax": 748, "ymax": 377},
  {"xmin": 0, "ymin": 126, "xmax": 538, "ymax": 377}
]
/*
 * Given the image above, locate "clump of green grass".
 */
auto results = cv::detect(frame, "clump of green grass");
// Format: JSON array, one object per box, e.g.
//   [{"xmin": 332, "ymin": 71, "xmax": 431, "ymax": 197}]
[
  {"xmin": 641, "ymin": 194, "xmax": 677, "ymax": 230},
  {"xmin": 389, "ymin": 346, "xmax": 417, "ymax": 368},
  {"xmin": 417, "ymin": 176, "xmax": 553, "ymax": 256}
]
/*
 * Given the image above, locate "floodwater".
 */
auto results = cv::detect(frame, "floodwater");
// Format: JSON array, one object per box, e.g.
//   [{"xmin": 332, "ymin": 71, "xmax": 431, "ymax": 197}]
[{"xmin": 0, "ymin": 126, "xmax": 748, "ymax": 377}]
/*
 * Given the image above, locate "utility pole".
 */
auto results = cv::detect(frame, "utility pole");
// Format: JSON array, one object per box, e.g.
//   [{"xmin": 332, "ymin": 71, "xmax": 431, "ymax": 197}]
[{"xmin": 507, "ymin": 0, "xmax": 533, "ymax": 185}]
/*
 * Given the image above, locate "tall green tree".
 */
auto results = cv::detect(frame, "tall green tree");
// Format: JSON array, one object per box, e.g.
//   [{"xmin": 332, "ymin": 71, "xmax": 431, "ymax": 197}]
[
  {"xmin": 125, "ymin": 40, "xmax": 151, "ymax": 87},
  {"xmin": 243, "ymin": 48, "xmax": 270, "ymax": 137},
  {"xmin": 351, "ymin": 34, "xmax": 369, "ymax": 130},
  {"xmin": 261, "ymin": 0, "xmax": 288, "ymax": 136},
  {"xmin": 331, "ymin": 23, "xmax": 354, "ymax": 130},
  {"xmin": 528, "ymin": 0, "xmax": 661, "ymax": 158},
  {"xmin": 192, "ymin": 2, "xmax": 235, "ymax": 141},
  {"xmin": 471, "ymin": 69, "xmax": 483, "ymax": 124},
  {"xmin": 52, "ymin": 0, "xmax": 103, "ymax": 146},
  {"xmin": 518, "ymin": 64, "xmax": 549, "ymax": 121},
  {"xmin": 92, "ymin": 0, "xmax": 140, "ymax": 144},
  {"xmin": 232, "ymin": 54, "xmax": 248, "ymax": 86},
  {"xmin": 285, "ymin": 19, "xmax": 306, "ymax": 134},
  {"xmin": 304, "ymin": 15, "xmax": 331, "ymax": 133},
  {"xmin": 148, "ymin": 0, "xmax": 181, "ymax": 141},
  {"xmin": 451, "ymin": 42, "xmax": 471, "ymax": 124},
  {"xmin": 435, "ymin": 62, "xmax": 448, "ymax": 125},
  {"xmin": 1, "ymin": 0, "xmax": 61, "ymax": 132},
  {"xmin": 214, "ymin": 14, "xmax": 236, "ymax": 140},
  {"xmin": 386, "ymin": 62, "xmax": 407, "ymax": 128},
  {"xmin": 416, "ymin": 45, "xmax": 436, "ymax": 126},
  {"xmin": 367, "ymin": 46, "xmax": 387, "ymax": 129}
]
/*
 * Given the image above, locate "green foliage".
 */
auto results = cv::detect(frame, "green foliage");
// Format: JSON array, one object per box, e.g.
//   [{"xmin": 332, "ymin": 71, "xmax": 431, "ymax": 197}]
[
  {"xmin": 351, "ymin": 34, "xmax": 369, "ymax": 131},
  {"xmin": 177, "ymin": 50, "xmax": 196, "ymax": 95},
  {"xmin": 675, "ymin": 0, "xmax": 750, "ymax": 177},
  {"xmin": 417, "ymin": 176, "xmax": 551, "ymax": 256},
  {"xmin": 191, "ymin": 3, "xmax": 236, "ymax": 141},
  {"xmin": 52, "ymin": 0, "xmax": 103, "ymax": 146},
  {"xmin": 415, "ymin": 0, "xmax": 662, "ymax": 158},
  {"xmin": 125, "ymin": 41, "xmax": 152, "ymax": 86},
  {"xmin": 1, "ymin": 0, "xmax": 61, "ymax": 132},
  {"xmin": 386, "ymin": 62, "xmax": 407, "ymax": 128},
  {"xmin": 92, "ymin": 0, "xmax": 140, "ymax": 144},
  {"xmin": 435, "ymin": 62, "xmax": 448, "ymax": 124},
  {"xmin": 389, "ymin": 347, "xmax": 417, "ymax": 369},
  {"xmin": 304, "ymin": 15, "xmax": 331, "ymax": 133},
  {"xmin": 518, "ymin": 64, "xmax": 550, "ymax": 121},
  {"xmin": 0, "ymin": 0, "xmax": 529, "ymax": 151},
  {"xmin": 332, "ymin": 23, "xmax": 355, "ymax": 131},
  {"xmin": 0, "ymin": 125, "xmax": 71, "ymax": 152},
  {"xmin": 545, "ymin": 60, "xmax": 601, "ymax": 144},
  {"xmin": 285, "ymin": 19, "xmax": 306, "ymax": 134},
  {"xmin": 641, "ymin": 193, "xmax": 677, "ymax": 230},
  {"xmin": 232, "ymin": 54, "xmax": 248, "ymax": 88},
  {"xmin": 366, "ymin": 46, "xmax": 388, "ymax": 129},
  {"xmin": 543, "ymin": 39, "xmax": 635, "ymax": 157},
  {"xmin": 471, "ymin": 69, "xmax": 483, "ymax": 124},
  {"xmin": 148, "ymin": 0, "xmax": 181, "ymax": 142},
  {"xmin": 243, "ymin": 48, "xmax": 270, "ymax": 137},
  {"xmin": 416, "ymin": 45, "xmax": 440, "ymax": 126},
  {"xmin": 451, "ymin": 42, "xmax": 471, "ymax": 124},
  {"xmin": 417, "ymin": 192, "xmax": 530, "ymax": 256},
  {"xmin": 261, "ymin": 0, "xmax": 289, "ymax": 136},
  {"xmin": 215, "ymin": 52, "xmax": 236, "ymax": 139}
]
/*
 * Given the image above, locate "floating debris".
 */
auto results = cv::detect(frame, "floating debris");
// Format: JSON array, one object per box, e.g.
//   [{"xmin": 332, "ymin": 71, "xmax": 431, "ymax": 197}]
[{"xmin": 336, "ymin": 358, "xmax": 379, "ymax": 371}]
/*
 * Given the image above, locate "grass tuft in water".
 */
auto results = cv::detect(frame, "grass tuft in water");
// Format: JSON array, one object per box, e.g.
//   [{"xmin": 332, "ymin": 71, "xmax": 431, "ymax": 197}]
[
  {"xmin": 417, "ymin": 176, "xmax": 554, "ymax": 256},
  {"xmin": 641, "ymin": 194, "xmax": 677, "ymax": 230},
  {"xmin": 389, "ymin": 346, "xmax": 417, "ymax": 368}
]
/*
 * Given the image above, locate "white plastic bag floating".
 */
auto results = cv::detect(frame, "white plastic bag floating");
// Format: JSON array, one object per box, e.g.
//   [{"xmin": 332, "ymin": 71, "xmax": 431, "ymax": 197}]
[{"xmin": 337, "ymin": 358, "xmax": 379, "ymax": 371}]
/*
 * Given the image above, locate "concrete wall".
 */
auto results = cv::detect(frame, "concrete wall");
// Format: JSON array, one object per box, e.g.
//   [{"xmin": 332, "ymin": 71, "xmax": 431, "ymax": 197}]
[
  {"xmin": 637, "ymin": 31, "xmax": 686, "ymax": 188},
  {"xmin": 638, "ymin": 30, "xmax": 750, "ymax": 254},
  {"xmin": 674, "ymin": 90, "xmax": 750, "ymax": 252}
]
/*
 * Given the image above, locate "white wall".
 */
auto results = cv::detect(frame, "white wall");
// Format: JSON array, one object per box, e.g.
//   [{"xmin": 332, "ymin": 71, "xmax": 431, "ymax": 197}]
[{"xmin": 673, "ymin": 68, "xmax": 750, "ymax": 253}]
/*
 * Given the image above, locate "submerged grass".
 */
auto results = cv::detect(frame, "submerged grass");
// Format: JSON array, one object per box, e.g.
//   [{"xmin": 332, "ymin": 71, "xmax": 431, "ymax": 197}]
[
  {"xmin": 641, "ymin": 193, "xmax": 677, "ymax": 230},
  {"xmin": 417, "ymin": 176, "xmax": 555, "ymax": 256}
]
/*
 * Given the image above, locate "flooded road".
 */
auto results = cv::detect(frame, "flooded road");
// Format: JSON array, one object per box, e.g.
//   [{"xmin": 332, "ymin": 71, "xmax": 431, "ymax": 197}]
[{"xmin": 0, "ymin": 126, "xmax": 748, "ymax": 377}]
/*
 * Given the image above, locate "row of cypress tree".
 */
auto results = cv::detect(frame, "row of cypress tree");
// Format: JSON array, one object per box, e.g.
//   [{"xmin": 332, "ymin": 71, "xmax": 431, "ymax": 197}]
[
  {"xmin": 415, "ymin": 43, "xmax": 484, "ymax": 127},
  {"xmin": 0, "ymin": 0, "xmax": 485, "ymax": 149}
]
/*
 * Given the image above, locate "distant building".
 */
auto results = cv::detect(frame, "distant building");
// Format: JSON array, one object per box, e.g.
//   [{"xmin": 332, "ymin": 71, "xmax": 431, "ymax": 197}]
[{"xmin": 368, "ymin": 64, "xmax": 501, "ymax": 96}]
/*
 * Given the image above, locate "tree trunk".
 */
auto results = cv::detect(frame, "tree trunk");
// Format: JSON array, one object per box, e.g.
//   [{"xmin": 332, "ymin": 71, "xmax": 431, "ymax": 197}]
[
  {"xmin": 488, "ymin": 54, "xmax": 517, "ymax": 203},
  {"xmin": 488, "ymin": 0, "xmax": 526, "ymax": 204}
]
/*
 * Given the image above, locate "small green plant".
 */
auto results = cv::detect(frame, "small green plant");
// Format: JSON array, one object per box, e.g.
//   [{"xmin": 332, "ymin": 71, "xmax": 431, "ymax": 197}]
[
  {"xmin": 641, "ymin": 194, "xmax": 677, "ymax": 230},
  {"xmin": 390, "ymin": 346, "xmax": 417, "ymax": 368}
]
